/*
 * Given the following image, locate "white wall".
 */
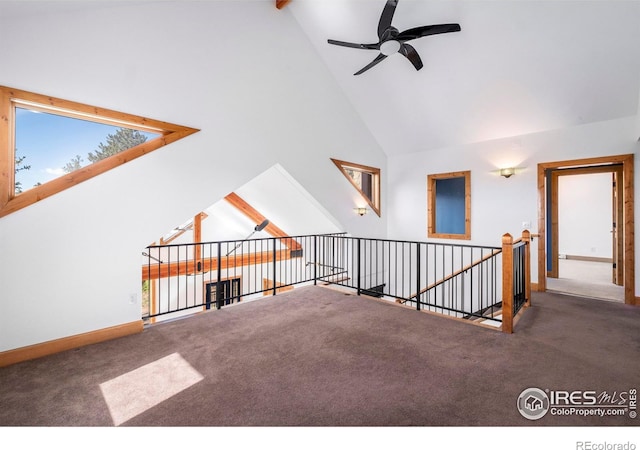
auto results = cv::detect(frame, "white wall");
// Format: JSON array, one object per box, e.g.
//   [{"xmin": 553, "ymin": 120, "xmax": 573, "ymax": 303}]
[
  {"xmin": 558, "ymin": 173, "xmax": 612, "ymax": 259},
  {"xmin": 0, "ymin": 2, "xmax": 387, "ymax": 352},
  {"xmin": 1, "ymin": 1, "xmax": 639, "ymax": 354},
  {"xmin": 387, "ymin": 116, "xmax": 640, "ymax": 287},
  {"xmin": 637, "ymin": 81, "xmax": 640, "ymax": 139}
]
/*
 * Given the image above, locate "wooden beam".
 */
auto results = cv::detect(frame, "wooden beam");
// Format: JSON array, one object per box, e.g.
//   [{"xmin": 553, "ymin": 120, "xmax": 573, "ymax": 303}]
[
  {"xmin": 224, "ymin": 192, "xmax": 301, "ymax": 250},
  {"xmin": 159, "ymin": 212, "xmax": 208, "ymax": 245},
  {"xmin": 194, "ymin": 212, "xmax": 203, "ymax": 263},
  {"xmin": 276, "ymin": 0, "xmax": 291, "ymax": 9},
  {"xmin": 142, "ymin": 249, "xmax": 295, "ymax": 281}
]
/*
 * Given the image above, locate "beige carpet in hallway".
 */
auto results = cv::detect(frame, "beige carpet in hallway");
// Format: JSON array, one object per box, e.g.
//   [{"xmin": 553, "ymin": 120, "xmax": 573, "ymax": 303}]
[{"xmin": 546, "ymin": 259, "xmax": 624, "ymax": 302}]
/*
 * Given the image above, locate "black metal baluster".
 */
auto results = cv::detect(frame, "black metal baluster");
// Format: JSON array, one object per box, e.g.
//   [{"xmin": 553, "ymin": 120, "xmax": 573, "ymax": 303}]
[{"xmin": 416, "ymin": 243, "xmax": 421, "ymax": 311}]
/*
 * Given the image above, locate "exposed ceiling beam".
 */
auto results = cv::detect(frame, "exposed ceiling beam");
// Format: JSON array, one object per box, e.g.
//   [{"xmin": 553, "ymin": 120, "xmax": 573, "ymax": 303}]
[
  {"xmin": 276, "ymin": 0, "xmax": 291, "ymax": 10},
  {"xmin": 224, "ymin": 192, "xmax": 301, "ymax": 250},
  {"xmin": 141, "ymin": 250, "xmax": 295, "ymax": 280},
  {"xmin": 157, "ymin": 212, "xmax": 208, "ymax": 245}
]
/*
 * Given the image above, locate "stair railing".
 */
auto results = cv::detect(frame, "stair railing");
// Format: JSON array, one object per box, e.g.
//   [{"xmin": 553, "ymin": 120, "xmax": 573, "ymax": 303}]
[
  {"xmin": 501, "ymin": 230, "xmax": 532, "ymax": 333},
  {"xmin": 143, "ymin": 231, "xmax": 531, "ymax": 332}
]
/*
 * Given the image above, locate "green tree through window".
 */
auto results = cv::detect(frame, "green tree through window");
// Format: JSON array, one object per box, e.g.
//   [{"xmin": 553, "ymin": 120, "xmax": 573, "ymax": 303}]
[
  {"xmin": 1, "ymin": 85, "xmax": 199, "ymax": 218},
  {"xmin": 62, "ymin": 128, "xmax": 149, "ymax": 174},
  {"xmin": 14, "ymin": 106, "xmax": 159, "ymax": 191},
  {"xmin": 88, "ymin": 128, "xmax": 149, "ymax": 163},
  {"xmin": 14, "ymin": 150, "xmax": 30, "ymax": 194}
]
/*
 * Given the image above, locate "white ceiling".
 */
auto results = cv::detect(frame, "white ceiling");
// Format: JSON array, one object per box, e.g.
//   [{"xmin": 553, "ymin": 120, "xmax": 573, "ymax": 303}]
[
  {"xmin": 1, "ymin": 0, "xmax": 639, "ymax": 158},
  {"xmin": 289, "ymin": 0, "xmax": 640, "ymax": 155},
  {"xmin": 0, "ymin": 0, "xmax": 133, "ymax": 19}
]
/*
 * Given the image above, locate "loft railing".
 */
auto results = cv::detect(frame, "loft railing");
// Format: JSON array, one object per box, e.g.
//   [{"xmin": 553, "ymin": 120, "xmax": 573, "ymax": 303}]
[
  {"xmin": 142, "ymin": 231, "xmax": 531, "ymax": 333},
  {"xmin": 414, "ymin": 248, "xmax": 503, "ymax": 322},
  {"xmin": 142, "ymin": 233, "xmax": 346, "ymax": 321},
  {"xmin": 501, "ymin": 231, "xmax": 532, "ymax": 333},
  {"xmin": 314, "ymin": 236, "xmax": 504, "ymax": 323}
]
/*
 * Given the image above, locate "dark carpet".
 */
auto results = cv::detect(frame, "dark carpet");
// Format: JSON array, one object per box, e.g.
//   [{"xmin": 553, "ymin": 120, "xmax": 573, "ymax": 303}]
[{"xmin": 1, "ymin": 285, "xmax": 638, "ymax": 427}]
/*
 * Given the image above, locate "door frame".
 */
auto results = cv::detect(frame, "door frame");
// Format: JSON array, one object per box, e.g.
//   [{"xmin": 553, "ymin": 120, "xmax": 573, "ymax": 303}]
[
  {"xmin": 548, "ymin": 164, "xmax": 623, "ymax": 282},
  {"xmin": 537, "ymin": 154, "xmax": 635, "ymax": 305}
]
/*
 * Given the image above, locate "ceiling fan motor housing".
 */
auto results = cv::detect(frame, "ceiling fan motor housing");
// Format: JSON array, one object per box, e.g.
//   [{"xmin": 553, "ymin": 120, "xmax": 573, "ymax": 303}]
[{"xmin": 327, "ymin": 0, "xmax": 461, "ymax": 75}]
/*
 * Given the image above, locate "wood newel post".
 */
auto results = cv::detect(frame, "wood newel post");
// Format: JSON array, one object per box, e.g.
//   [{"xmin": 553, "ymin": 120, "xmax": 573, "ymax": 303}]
[
  {"xmin": 522, "ymin": 229, "xmax": 532, "ymax": 308},
  {"xmin": 502, "ymin": 233, "xmax": 514, "ymax": 334}
]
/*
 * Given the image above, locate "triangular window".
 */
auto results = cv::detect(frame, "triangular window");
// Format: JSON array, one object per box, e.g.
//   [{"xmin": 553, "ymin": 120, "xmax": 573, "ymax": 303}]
[
  {"xmin": 331, "ymin": 158, "xmax": 381, "ymax": 216},
  {"xmin": 1, "ymin": 86, "xmax": 199, "ymax": 217}
]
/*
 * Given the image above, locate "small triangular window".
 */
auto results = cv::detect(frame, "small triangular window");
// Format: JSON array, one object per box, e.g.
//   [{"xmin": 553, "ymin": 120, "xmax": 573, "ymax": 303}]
[{"xmin": 331, "ymin": 158, "xmax": 381, "ymax": 216}]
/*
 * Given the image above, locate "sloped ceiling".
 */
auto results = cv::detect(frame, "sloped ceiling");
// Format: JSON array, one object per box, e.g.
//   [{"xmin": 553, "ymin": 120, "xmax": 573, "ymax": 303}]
[
  {"xmin": 289, "ymin": 0, "xmax": 640, "ymax": 155},
  {"xmin": 160, "ymin": 164, "xmax": 344, "ymax": 245},
  {"xmin": 1, "ymin": 0, "xmax": 639, "ymax": 157}
]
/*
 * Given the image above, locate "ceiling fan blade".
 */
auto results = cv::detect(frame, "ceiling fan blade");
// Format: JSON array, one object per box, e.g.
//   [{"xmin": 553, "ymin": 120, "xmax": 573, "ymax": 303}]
[
  {"xmin": 354, "ymin": 53, "xmax": 387, "ymax": 75},
  {"xmin": 397, "ymin": 23, "xmax": 461, "ymax": 42},
  {"xmin": 328, "ymin": 39, "xmax": 379, "ymax": 50},
  {"xmin": 399, "ymin": 43, "xmax": 423, "ymax": 71},
  {"xmin": 377, "ymin": 0, "xmax": 398, "ymax": 40}
]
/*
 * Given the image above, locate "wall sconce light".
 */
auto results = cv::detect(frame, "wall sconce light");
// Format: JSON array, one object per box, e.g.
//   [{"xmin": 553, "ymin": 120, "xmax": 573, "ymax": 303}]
[
  {"xmin": 500, "ymin": 167, "xmax": 516, "ymax": 178},
  {"xmin": 354, "ymin": 207, "xmax": 368, "ymax": 216}
]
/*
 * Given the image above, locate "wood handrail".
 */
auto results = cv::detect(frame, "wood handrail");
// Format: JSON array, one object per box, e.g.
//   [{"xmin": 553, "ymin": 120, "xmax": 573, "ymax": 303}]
[{"xmin": 409, "ymin": 249, "xmax": 502, "ymax": 300}]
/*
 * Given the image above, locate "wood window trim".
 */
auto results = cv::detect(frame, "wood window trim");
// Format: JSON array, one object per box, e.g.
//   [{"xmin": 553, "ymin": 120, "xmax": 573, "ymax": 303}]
[
  {"xmin": 331, "ymin": 158, "xmax": 381, "ymax": 217},
  {"xmin": 537, "ymin": 154, "xmax": 635, "ymax": 305},
  {"xmin": 0, "ymin": 85, "xmax": 199, "ymax": 218},
  {"xmin": 427, "ymin": 170, "xmax": 471, "ymax": 240},
  {"xmin": 547, "ymin": 165, "xmax": 623, "ymax": 280}
]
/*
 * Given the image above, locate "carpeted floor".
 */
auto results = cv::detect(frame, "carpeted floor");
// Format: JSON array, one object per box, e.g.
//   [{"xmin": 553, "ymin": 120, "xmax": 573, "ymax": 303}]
[
  {"xmin": 547, "ymin": 259, "xmax": 625, "ymax": 302},
  {"xmin": 0, "ymin": 285, "xmax": 638, "ymax": 427}
]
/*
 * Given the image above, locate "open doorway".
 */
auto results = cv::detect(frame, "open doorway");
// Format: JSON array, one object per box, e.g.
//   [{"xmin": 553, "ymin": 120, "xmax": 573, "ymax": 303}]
[
  {"xmin": 537, "ymin": 154, "xmax": 635, "ymax": 305},
  {"xmin": 546, "ymin": 168, "xmax": 624, "ymax": 302}
]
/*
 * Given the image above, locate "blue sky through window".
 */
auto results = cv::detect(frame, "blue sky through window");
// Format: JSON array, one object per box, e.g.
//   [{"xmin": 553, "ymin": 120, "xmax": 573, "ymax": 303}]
[{"xmin": 14, "ymin": 107, "xmax": 159, "ymax": 192}]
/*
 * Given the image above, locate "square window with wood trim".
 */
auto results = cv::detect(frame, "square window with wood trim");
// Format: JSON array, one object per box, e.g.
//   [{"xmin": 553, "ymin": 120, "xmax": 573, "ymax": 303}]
[{"xmin": 427, "ymin": 170, "xmax": 471, "ymax": 240}]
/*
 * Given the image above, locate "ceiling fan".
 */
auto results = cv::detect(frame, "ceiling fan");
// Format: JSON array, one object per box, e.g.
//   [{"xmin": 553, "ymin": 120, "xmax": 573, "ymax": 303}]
[{"xmin": 327, "ymin": 0, "xmax": 461, "ymax": 75}]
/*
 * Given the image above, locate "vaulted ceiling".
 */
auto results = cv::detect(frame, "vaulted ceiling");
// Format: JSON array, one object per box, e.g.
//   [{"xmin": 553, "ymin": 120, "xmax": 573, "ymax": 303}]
[
  {"xmin": 288, "ymin": 0, "xmax": 640, "ymax": 156},
  {"xmin": 2, "ymin": 0, "xmax": 639, "ymax": 159}
]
